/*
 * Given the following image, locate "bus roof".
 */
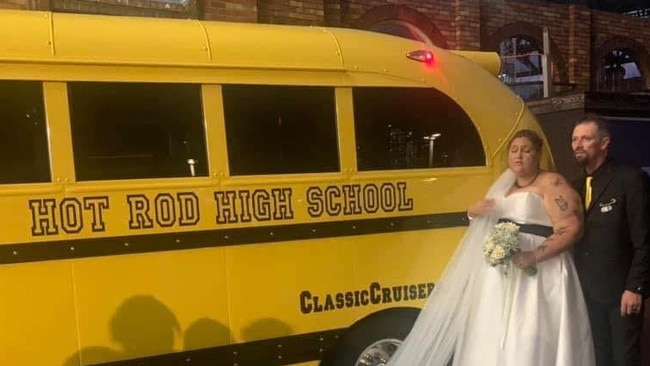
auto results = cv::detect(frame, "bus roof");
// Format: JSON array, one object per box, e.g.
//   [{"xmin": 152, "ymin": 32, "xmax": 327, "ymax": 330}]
[{"xmin": 0, "ymin": 10, "xmax": 499, "ymax": 78}]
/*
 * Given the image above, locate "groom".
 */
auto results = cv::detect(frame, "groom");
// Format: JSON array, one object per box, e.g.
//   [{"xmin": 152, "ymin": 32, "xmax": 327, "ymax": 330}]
[{"xmin": 571, "ymin": 114, "xmax": 650, "ymax": 366}]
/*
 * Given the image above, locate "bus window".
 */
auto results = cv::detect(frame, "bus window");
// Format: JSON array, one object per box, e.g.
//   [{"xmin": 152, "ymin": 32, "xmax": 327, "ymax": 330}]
[
  {"xmin": 68, "ymin": 82, "xmax": 207, "ymax": 181},
  {"xmin": 222, "ymin": 85, "xmax": 339, "ymax": 176},
  {"xmin": 0, "ymin": 80, "xmax": 50, "ymax": 184},
  {"xmin": 353, "ymin": 87, "xmax": 485, "ymax": 171}
]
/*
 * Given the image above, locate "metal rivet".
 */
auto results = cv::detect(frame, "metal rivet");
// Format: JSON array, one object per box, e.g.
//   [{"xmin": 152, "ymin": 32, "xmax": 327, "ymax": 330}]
[
  {"xmin": 270, "ymin": 232, "xmax": 274, "ymax": 236},
  {"xmin": 233, "ymin": 351, "xmax": 238, "ymax": 356},
  {"xmin": 70, "ymin": 246, "xmax": 75, "ymax": 251},
  {"xmin": 176, "ymin": 239, "xmax": 181, "ymax": 243},
  {"xmin": 12, "ymin": 250, "xmax": 18, "ymax": 255},
  {"xmin": 312, "ymin": 228, "xmax": 316, "ymax": 233},
  {"xmin": 124, "ymin": 242, "xmax": 129, "ymax": 247},
  {"xmin": 352, "ymin": 225, "xmax": 356, "ymax": 230},
  {"xmin": 224, "ymin": 235, "xmax": 229, "ymax": 239}
]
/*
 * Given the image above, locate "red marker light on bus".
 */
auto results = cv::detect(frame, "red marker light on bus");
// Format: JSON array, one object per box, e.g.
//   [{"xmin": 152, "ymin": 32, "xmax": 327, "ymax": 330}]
[{"xmin": 406, "ymin": 50, "xmax": 435, "ymax": 65}]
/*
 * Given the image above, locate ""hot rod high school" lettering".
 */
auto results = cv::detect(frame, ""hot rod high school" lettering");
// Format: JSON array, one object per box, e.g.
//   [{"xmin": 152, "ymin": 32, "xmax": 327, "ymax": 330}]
[{"xmin": 28, "ymin": 182, "xmax": 414, "ymax": 236}]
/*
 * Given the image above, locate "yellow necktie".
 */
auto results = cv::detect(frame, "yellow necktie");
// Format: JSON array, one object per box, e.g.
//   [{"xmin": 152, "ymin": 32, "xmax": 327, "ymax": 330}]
[{"xmin": 585, "ymin": 176, "xmax": 593, "ymax": 209}]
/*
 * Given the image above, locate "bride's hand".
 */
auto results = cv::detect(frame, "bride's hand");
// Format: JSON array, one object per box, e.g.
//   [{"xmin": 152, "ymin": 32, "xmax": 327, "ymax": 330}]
[
  {"xmin": 512, "ymin": 251, "xmax": 537, "ymax": 269},
  {"xmin": 467, "ymin": 199, "xmax": 495, "ymax": 219}
]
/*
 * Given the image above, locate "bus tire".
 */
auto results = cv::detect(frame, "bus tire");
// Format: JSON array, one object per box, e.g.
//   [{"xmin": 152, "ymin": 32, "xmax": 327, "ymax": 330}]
[{"xmin": 319, "ymin": 307, "xmax": 420, "ymax": 366}]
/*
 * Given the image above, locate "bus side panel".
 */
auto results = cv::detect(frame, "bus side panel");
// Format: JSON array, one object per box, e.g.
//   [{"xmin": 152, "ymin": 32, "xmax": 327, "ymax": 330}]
[
  {"xmin": 351, "ymin": 228, "xmax": 465, "ymax": 309},
  {"xmin": 0, "ymin": 261, "xmax": 78, "ymax": 366},
  {"xmin": 349, "ymin": 170, "xmax": 494, "ymax": 319},
  {"xmin": 0, "ymin": 184, "xmax": 78, "ymax": 365},
  {"xmin": 69, "ymin": 248, "xmax": 230, "ymax": 365},
  {"xmin": 226, "ymin": 240, "xmax": 356, "ymax": 340}
]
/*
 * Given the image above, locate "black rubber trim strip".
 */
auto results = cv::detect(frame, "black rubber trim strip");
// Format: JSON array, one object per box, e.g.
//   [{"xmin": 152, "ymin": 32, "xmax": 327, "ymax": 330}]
[
  {"xmin": 92, "ymin": 328, "xmax": 344, "ymax": 366},
  {"xmin": 0, "ymin": 212, "xmax": 469, "ymax": 265}
]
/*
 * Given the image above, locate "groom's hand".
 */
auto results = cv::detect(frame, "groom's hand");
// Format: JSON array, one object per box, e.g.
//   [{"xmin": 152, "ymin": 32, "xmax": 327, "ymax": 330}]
[{"xmin": 620, "ymin": 290, "xmax": 642, "ymax": 317}]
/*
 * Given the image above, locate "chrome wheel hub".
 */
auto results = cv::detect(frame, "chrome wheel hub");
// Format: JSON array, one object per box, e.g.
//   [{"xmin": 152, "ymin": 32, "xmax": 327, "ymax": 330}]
[{"xmin": 355, "ymin": 338, "xmax": 402, "ymax": 366}]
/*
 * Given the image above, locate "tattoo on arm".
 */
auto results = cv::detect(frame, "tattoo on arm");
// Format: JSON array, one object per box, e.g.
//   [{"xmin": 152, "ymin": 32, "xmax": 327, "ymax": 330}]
[
  {"xmin": 547, "ymin": 227, "xmax": 567, "ymax": 243},
  {"xmin": 554, "ymin": 195, "xmax": 568, "ymax": 211},
  {"xmin": 555, "ymin": 226, "xmax": 568, "ymax": 236}
]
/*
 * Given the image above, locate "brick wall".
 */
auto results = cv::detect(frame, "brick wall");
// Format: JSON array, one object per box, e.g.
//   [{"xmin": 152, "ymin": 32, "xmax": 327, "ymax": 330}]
[
  {"xmin": 453, "ymin": 0, "xmax": 480, "ymax": 50},
  {"xmin": 202, "ymin": 0, "xmax": 256, "ymax": 22},
  {"xmin": 0, "ymin": 0, "xmax": 28, "ymax": 10},
  {"xmin": 568, "ymin": 5, "xmax": 592, "ymax": 91},
  {"xmin": 52, "ymin": 0, "xmax": 188, "ymax": 18},
  {"xmin": 258, "ymin": 0, "xmax": 324, "ymax": 25}
]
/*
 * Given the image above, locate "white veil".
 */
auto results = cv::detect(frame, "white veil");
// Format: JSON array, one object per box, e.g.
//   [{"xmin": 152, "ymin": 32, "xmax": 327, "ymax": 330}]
[{"xmin": 386, "ymin": 169, "xmax": 516, "ymax": 366}]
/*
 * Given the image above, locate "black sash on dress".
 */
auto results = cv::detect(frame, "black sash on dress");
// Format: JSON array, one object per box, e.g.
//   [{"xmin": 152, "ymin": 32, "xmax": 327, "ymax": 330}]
[{"xmin": 497, "ymin": 218, "xmax": 553, "ymax": 238}]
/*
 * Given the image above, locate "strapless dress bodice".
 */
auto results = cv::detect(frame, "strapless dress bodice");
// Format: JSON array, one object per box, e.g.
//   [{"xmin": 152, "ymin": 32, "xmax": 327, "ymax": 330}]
[{"xmin": 500, "ymin": 191, "xmax": 552, "ymax": 227}]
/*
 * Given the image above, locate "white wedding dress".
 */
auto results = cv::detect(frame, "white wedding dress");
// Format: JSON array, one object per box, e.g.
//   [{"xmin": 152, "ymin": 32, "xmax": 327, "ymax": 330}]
[{"xmin": 386, "ymin": 170, "xmax": 595, "ymax": 366}]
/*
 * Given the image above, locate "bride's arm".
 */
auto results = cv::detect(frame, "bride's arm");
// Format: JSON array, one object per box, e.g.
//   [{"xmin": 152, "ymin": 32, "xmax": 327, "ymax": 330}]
[
  {"xmin": 514, "ymin": 172, "xmax": 584, "ymax": 268},
  {"xmin": 467, "ymin": 199, "xmax": 495, "ymax": 219}
]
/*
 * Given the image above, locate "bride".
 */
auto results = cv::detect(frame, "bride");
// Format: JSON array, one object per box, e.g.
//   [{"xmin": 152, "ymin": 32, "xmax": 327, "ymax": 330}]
[{"xmin": 386, "ymin": 129, "xmax": 595, "ymax": 366}]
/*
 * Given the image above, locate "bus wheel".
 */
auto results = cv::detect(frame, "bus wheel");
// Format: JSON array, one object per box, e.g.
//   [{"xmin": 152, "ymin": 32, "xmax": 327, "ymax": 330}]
[
  {"xmin": 319, "ymin": 307, "xmax": 419, "ymax": 366},
  {"xmin": 355, "ymin": 338, "xmax": 402, "ymax": 365}
]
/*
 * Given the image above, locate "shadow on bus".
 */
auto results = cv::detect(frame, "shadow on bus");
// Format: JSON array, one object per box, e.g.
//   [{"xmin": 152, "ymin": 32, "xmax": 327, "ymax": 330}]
[
  {"xmin": 184, "ymin": 317, "xmax": 231, "ymax": 350},
  {"xmin": 62, "ymin": 295, "xmax": 182, "ymax": 366},
  {"xmin": 62, "ymin": 295, "xmax": 230, "ymax": 366},
  {"xmin": 62, "ymin": 295, "xmax": 297, "ymax": 366},
  {"xmin": 241, "ymin": 317, "xmax": 293, "ymax": 341}
]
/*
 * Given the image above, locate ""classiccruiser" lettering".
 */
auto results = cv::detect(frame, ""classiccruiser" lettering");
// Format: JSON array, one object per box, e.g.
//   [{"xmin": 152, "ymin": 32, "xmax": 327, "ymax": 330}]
[{"xmin": 299, "ymin": 281, "xmax": 434, "ymax": 314}]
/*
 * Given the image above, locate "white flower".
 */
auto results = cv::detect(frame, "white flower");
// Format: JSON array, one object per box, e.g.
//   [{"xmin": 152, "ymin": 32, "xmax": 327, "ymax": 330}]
[
  {"xmin": 483, "ymin": 221, "xmax": 521, "ymax": 268},
  {"xmin": 490, "ymin": 246, "xmax": 506, "ymax": 260}
]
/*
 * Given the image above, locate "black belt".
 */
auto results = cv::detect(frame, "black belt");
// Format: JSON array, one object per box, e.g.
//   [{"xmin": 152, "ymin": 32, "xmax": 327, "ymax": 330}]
[{"xmin": 497, "ymin": 218, "xmax": 553, "ymax": 238}]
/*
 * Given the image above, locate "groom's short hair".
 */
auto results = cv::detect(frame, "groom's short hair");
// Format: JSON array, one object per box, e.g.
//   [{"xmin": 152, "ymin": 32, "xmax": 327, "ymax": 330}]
[{"xmin": 575, "ymin": 113, "xmax": 611, "ymax": 140}]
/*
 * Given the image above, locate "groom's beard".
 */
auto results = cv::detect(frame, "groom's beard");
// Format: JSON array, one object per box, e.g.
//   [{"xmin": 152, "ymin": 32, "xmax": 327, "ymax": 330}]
[{"xmin": 574, "ymin": 151, "xmax": 590, "ymax": 166}]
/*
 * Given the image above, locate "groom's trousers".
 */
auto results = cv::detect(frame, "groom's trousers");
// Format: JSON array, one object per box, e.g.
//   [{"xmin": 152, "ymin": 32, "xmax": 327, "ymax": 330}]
[{"xmin": 584, "ymin": 296, "xmax": 643, "ymax": 366}]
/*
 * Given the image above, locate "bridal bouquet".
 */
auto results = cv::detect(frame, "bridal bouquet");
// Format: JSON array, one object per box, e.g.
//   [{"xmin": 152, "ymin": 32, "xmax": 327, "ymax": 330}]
[{"xmin": 483, "ymin": 221, "xmax": 537, "ymax": 276}]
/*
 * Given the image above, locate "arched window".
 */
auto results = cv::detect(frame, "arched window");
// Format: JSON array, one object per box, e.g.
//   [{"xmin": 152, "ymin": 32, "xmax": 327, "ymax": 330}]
[
  {"xmin": 486, "ymin": 22, "xmax": 569, "ymax": 101},
  {"xmin": 597, "ymin": 49, "xmax": 644, "ymax": 92},
  {"xmin": 355, "ymin": 5, "xmax": 447, "ymax": 48},
  {"xmin": 498, "ymin": 36, "xmax": 557, "ymax": 101},
  {"xmin": 594, "ymin": 37, "xmax": 649, "ymax": 93}
]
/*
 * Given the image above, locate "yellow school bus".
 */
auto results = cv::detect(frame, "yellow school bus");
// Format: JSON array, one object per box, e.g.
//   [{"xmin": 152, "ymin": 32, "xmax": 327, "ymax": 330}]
[{"xmin": 0, "ymin": 9, "xmax": 552, "ymax": 366}]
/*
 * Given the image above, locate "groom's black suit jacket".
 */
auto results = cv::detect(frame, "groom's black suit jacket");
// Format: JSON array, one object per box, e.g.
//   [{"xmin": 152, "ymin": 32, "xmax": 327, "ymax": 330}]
[{"xmin": 573, "ymin": 158, "xmax": 650, "ymax": 303}]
